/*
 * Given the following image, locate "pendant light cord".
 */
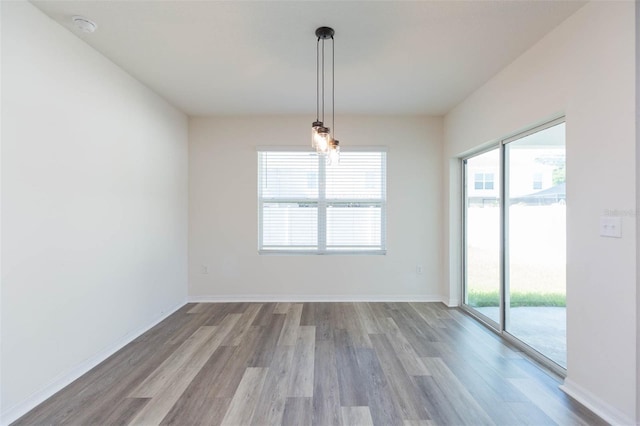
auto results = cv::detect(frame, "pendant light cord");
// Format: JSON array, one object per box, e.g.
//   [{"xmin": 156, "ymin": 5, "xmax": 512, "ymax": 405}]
[
  {"xmin": 321, "ymin": 38, "xmax": 325, "ymax": 123},
  {"xmin": 332, "ymin": 35, "xmax": 335, "ymax": 140},
  {"xmin": 316, "ymin": 38, "xmax": 320, "ymax": 122}
]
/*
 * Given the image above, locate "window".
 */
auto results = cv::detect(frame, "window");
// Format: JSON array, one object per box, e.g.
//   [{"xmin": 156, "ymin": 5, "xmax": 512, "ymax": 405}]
[
  {"xmin": 258, "ymin": 148, "xmax": 386, "ymax": 254},
  {"xmin": 532, "ymin": 172, "xmax": 543, "ymax": 190},
  {"xmin": 474, "ymin": 172, "xmax": 494, "ymax": 190}
]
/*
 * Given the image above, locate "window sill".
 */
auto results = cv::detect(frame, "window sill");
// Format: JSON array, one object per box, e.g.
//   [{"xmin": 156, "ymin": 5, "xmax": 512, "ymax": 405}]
[{"xmin": 258, "ymin": 250, "xmax": 387, "ymax": 256}]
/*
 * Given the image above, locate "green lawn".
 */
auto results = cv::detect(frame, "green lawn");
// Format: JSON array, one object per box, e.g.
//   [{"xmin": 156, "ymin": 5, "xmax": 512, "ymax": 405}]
[
  {"xmin": 465, "ymin": 205, "xmax": 567, "ymax": 308},
  {"xmin": 468, "ymin": 290, "xmax": 566, "ymax": 307}
]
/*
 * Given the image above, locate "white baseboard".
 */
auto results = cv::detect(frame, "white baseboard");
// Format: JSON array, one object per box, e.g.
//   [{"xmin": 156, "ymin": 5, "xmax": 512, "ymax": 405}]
[
  {"xmin": 560, "ymin": 378, "xmax": 635, "ymax": 426},
  {"xmin": 1, "ymin": 300, "xmax": 186, "ymax": 426},
  {"xmin": 188, "ymin": 294, "xmax": 445, "ymax": 303},
  {"xmin": 444, "ymin": 297, "xmax": 460, "ymax": 307}
]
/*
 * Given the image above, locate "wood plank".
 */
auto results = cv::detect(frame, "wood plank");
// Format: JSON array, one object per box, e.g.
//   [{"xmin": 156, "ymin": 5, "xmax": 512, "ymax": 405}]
[
  {"xmin": 369, "ymin": 303, "xmax": 394, "ymax": 330},
  {"xmin": 128, "ymin": 315, "xmax": 242, "ymax": 425},
  {"xmin": 385, "ymin": 303, "xmax": 441, "ymax": 357},
  {"xmin": 409, "ymin": 302, "xmax": 449, "ymax": 328},
  {"xmin": 220, "ymin": 368, "xmax": 269, "ymax": 426},
  {"xmin": 187, "ymin": 303, "xmax": 209, "ymax": 314},
  {"xmin": 383, "ymin": 318, "xmax": 430, "ymax": 376},
  {"xmin": 166, "ymin": 310, "xmax": 216, "ymax": 345},
  {"xmin": 131, "ymin": 314, "xmax": 241, "ymax": 398},
  {"xmin": 159, "ymin": 345, "xmax": 237, "ymax": 425},
  {"xmin": 330, "ymin": 302, "xmax": 348, "ymax": 329},
  {"xmin": 429, "ymin": 342, "xmax": 534, "ymax": 424},
  {"xmin": 505, "ymin": 402, "xmax": 559, "ymax": 426},
  {"xmin": 203, "ymin": 303, "xmax": 248, "ymax": 326},
  {"xmin": 128, "ymin": 366, "xmax": 200, "ymax": 426},
  {"xmin": 354, "ymin": 348, "xmax": 404, "ymax": 426},
  {"xmin": 369, "ymin": 334, "xmax": 430, "ymax": 421},
  {"xmin": 433, "ymin": 338, "xmax": 530, "ymax": 397},
  {"xmin": 287, "ymin": 326, "xmax": 316, "ymax": 397},
  {"xmin": 184, "ymin": 315, "xmax": 242, "ymax": 369},
  {"xmin": 247, "ymin": 314, "xmax": 286, "ymax": 367},
  {"xmin": 277, "ymin": 303, "xmax": 304, "ymax": 346},
  {"xmin": 282, "ymin": 397, "xmax": 313, "ymax": 426},
  {"xmin": 412, "ymin": 375, "xmax": 469, "ymax": 425},
  {"xmin": 252, "ymin": 302, "xmax": 277, "ymax": 326},
  {"xmin": 419, "ymin": 357, "xmax": 494, "ymax": 425},
  {"xmin": 314, "ymin": 303, "xmax": 334, "ymax": 341},
  {"xmin": 99, "ymin": 398, "xmax": 150, "ymax": 426},
  {"xmin": 251, "ymin": 345, "xmax": 295, "ymax": 425},
  {"xmin": 222, "ymin": 303, "xmax": 263, "ymax": 346},
  {"xmin": 300, "ymin": 302, "xmax": 316, "ymax": 326},
  {"xmin": 334, "ymin": 329, "xmax": 368, "ymax": 407},
  {"xmin": 392, "ymin": 303, "xmax": 439, "ymax": 341},
  {"xmin": 341, "ymin": 406, "xmax": 374, "ymax": 426},
  {"xmin": 211, "ymin": 327, "xmax": 263, "ymax": 399},
  {"xmin": 403, "ymin": 421, "xmax": 436, "ymax": 426},
  {"xmin": 354, "ymin": 303, "xmax": 384, "ymax": 334},
  {"xmin": 312, "ymin": 339, "xmax": 342, "ymax": 426},
  {"xmin": 274, "ymin": 302, "xmax": 291, "ymax": 314},
  {"xmin": 508, "ymin": 378, "xmax": 593, "ymax": 426},
  {"xmin": 129, "ymin": 326, "xmax": 218, "ymax": 398},
  {"xmin": 342, "ymin": 302, "xmax": 372, "ymax": 348}
]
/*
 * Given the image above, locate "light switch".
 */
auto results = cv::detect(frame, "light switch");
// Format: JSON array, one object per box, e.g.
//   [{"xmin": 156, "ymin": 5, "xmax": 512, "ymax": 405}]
[{"xmin": 600, "ymin": 216, "xmax": 622, "ymax": 238}]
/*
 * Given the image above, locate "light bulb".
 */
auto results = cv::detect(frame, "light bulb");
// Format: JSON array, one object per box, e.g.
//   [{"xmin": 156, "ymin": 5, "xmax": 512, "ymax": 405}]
[
  {"xmin": 311, "ymin": 121, "xmax": 323, "ymax": 148},
  {"xmin": 315, "ymin": 127, "xmax": 330, "ymax": 154},
  {"xmin": 328, "ymin": 140, "xmax": 340, "ymax": 166},
  {"xmin": 316, "ymin": 135, "xmax": 329, "ymax": 153}
]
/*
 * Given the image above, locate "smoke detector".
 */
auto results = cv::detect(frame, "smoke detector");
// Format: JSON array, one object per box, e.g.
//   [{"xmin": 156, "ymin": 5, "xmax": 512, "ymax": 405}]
[{"xmin": 72, "ymin": 16, "xmax": 97, "ymax": 33}]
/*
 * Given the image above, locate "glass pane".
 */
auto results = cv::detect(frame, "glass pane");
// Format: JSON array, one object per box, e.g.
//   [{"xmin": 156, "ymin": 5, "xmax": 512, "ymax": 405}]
[
  {"xmin": 326, "ymin": 204, "xmax": 382, "ymax": 249},
  {"xmin": 464, "ymin": 148, "xmax": 501, "ymax": 324},
  {"xmin": 506, "ymin": 122, "xmax": 566, "ymax": 367},
  {"xmin": 262, "ymin": 203, "xmax": 317, "ymax": 248},
  {"xmin": 259, "ymin": 152, "xmax": 318, "ymax": 199},
  {"xmin": 326, "ymin": 152, "xmax": 385, "ymax": 199}
]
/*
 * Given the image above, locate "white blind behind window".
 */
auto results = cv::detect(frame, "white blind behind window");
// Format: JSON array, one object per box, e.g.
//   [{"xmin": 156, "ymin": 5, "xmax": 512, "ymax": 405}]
[{"xmin": 258, "ymin": 149, "xmax": 387, "ymax": 254}]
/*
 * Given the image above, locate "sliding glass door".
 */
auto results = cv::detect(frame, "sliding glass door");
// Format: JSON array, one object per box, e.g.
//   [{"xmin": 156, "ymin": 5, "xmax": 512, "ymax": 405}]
[
  {"xmin": 463, "ymin": 119, "xmax": 566, "ymax": 370},
  {"xmin": 463, "ymin": 148, "xmax": 501, "ymax": 325},
  {"xmin": 505, "ymin": 122, "xmax": 566, "ymax": 367}
]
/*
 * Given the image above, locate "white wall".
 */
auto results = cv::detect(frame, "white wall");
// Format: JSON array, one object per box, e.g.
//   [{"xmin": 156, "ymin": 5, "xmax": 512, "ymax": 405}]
[
  {"xmin": 636, "ymin": 2, "xmax": 640, "ymax": 422},
  {"xmin": 444, "ymin": 2, "xmax": 636, "ymax": 424},
  {"xmin": 189, "ymin": 116, "xmax": 442, "ymax": 300},
  {"xmin": 1, "ymin": 1, "xmax": 188, "ymax": 421}
]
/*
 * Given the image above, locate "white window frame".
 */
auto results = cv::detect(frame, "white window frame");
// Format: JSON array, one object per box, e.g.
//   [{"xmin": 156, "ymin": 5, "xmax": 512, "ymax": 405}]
[{"xmin": 257, "ymin": 146, "xmax": 387, "ymax": 255}]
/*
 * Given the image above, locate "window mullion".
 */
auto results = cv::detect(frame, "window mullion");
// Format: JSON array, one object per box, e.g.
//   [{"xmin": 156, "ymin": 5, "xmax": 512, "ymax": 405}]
[
  {"xmin": 318, "ymin": 156, "xmax": 327, "ymax": 252},
  {"xmin": 257, "ymin": 153, "xmax": 264, "ymax": 250},
  {"xmin": 380, "ymin": 152, "xmax": 387, "ymax": 251}
]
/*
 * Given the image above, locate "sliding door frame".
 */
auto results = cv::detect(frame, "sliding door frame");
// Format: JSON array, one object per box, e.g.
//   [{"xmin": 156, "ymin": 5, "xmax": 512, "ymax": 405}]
[
  {"xmin": 461, "ymin": 143, "xmax": 502, "ymax": 331},
  {"xmin": 461, "ymin": 116, "xmax": 567, "ymax": 377}
]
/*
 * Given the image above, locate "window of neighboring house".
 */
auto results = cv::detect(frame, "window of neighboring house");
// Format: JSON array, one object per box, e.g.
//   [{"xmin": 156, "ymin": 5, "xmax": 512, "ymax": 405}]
[
  {"xmin": 533, "ymin": 172, "xmax": 543, "ymax": 190},
  {"xmin": 474, "ymin": 172, "xmax": 494, "ymax": 190},
  {"xmin": 257, "ymin": 149, "xmax": 387, "ymax": 254}
]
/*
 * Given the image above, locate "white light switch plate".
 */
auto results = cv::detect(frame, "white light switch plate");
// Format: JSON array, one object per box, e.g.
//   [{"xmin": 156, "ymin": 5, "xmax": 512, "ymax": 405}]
[{"xmin": 600, "ymin": 216, "xmax": 622, "ymax": 238}]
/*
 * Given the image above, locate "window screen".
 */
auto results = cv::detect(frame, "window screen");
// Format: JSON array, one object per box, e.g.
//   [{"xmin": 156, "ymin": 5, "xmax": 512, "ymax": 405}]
[{"xmin": 258, "ymin": 149, "xmax": 387, "ymax": 254}]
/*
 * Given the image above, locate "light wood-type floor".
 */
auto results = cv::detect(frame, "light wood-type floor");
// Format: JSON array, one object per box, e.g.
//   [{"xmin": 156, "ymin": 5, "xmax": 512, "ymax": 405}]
[{"xmin": 14, "ymin": 302, "xmax": 605, "ymax": 426}]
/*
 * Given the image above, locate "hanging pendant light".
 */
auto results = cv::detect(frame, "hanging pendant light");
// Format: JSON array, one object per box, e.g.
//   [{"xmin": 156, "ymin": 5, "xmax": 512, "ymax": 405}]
[{"xmin": 311, "ymin": 26, "xmax": 340, "ymax": 164}]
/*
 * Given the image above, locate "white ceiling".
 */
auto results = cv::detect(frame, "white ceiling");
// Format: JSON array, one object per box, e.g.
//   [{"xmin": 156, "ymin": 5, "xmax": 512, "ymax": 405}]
[{"xmin": 31, "ymin": 1, "xmax": 585, "ymax": 116}]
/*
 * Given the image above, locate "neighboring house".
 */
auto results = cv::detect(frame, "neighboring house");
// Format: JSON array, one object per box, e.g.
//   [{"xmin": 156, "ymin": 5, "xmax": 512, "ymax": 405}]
[{"xmin": 466, "ymin": 148, "xmax": 565, "ymax": 206}]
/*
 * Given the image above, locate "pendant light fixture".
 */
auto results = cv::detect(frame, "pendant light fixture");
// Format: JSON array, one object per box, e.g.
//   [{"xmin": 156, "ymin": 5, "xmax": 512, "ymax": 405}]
[{"xmin": 311, "ymin": 26, "xmax": 340, "ymax": 164}]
